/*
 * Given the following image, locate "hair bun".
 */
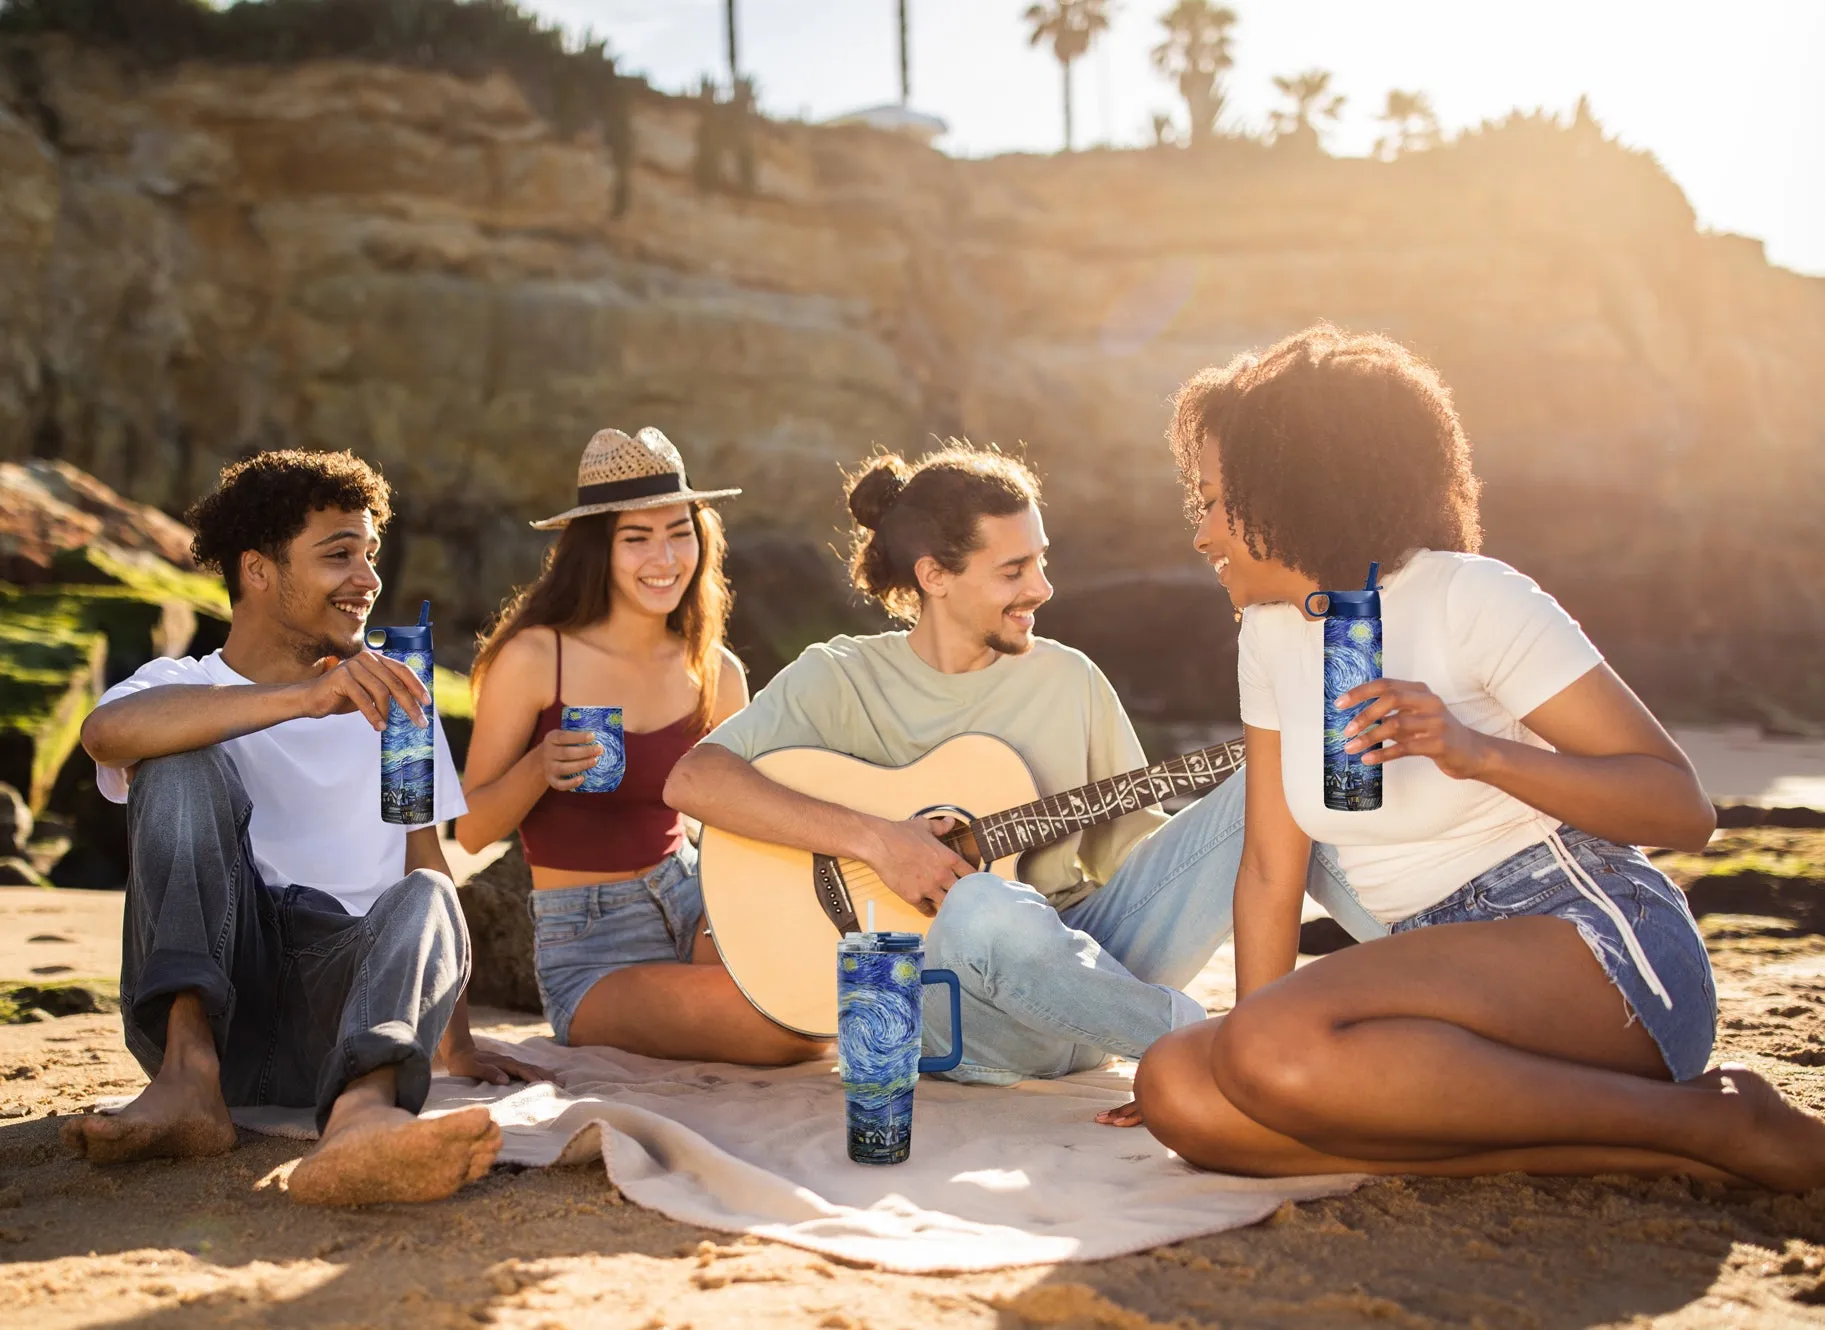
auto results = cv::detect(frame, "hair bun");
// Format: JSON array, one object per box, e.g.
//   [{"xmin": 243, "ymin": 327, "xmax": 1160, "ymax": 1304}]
[{"xmin": 846, "ymin": 454, "xmax": 912, "ymax": 530}]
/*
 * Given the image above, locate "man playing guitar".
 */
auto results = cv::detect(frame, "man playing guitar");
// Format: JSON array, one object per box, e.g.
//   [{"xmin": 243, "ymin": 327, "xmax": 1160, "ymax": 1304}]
[{"xmin": 666, "ymin": 442, "xmax": 1379, "ymax": 1083}]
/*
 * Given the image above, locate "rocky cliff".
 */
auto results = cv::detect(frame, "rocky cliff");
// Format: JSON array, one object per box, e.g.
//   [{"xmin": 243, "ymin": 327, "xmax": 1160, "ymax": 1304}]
[{"xmin": 4, "ymin": 36, "xmax": 1823, "ymax": 729}]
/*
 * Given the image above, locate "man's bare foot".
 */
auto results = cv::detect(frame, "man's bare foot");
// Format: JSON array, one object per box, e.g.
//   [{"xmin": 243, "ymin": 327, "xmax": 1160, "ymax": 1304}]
[
  {"xmin": 1096, "ymin": 1099, "xmax": 1145, "ymax": 1128},
  {"xmin": 61, "ymin": 1070, "xmax": 236, "ymax": 1164},
  {"xmin": 1702, "ymin": 1064, "xmax": 1825, "ymax": 1191},
  {"xmin": 288, "ymin": 1102, "xmax": 500, "ymax": 1206}
]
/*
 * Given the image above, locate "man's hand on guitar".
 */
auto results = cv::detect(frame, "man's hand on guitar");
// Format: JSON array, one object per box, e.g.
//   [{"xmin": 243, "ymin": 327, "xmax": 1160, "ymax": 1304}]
[{"xmin": 867, "ymin": 815, "xmax": 975, "ymax": 917}]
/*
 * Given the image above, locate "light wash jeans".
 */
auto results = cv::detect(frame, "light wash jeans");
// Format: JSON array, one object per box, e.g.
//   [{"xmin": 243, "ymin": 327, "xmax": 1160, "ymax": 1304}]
[{"xmin": 919, "ymin": 767, "xmax": 1386, "ymax": 1085}]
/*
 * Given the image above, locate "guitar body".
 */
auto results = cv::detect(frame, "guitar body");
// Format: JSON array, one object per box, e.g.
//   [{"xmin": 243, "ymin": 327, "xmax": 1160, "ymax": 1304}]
[{"xmin": 699, "ymin": 733, "xmax": 1040, "ymax": 1038}]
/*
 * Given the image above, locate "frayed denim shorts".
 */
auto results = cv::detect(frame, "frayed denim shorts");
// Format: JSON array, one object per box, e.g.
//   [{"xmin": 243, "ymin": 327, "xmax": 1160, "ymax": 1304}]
[
  {"xmin": 528, "ymin": 847, "xmax": 702, "ymax": 1045},
  {"xmin": 1390, "ymin": 825, "xmax": 1717, "ymax": 1082}
]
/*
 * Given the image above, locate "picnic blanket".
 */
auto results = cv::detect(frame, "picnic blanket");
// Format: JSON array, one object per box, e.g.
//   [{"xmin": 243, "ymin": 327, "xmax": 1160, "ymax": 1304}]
[{"xmin": 106, "ymin": 1035, "xmax": 1363, "ymax": 1273}]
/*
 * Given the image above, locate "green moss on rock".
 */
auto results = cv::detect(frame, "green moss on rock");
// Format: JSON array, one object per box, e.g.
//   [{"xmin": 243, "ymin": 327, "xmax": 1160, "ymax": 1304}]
[{"xmin": 0, "ymin": 591, "xmax": 107, "ymax": 809}]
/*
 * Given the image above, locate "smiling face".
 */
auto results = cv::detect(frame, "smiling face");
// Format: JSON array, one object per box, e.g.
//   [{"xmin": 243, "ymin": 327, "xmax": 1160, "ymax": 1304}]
[
  {"xmin": 609, "ymin": 503, "xmax": 700, "ymax": 619},
  {"xmin": 248, "ymin": 506, "xmax": 382, "ymax": 661},
  {"xmin": 1192, "ymin": 433, "xmax": 1316, "ymax": 613},
  {"xmin": 922, "ymin": 503, "xmax": 1054, "ymax": 655}
]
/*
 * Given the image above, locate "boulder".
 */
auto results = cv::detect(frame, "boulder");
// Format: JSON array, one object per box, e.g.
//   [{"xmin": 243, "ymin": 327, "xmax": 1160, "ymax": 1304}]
[
  {"xmin": 0, "ymin": 782, "xmax": 28, "ymax": 856},
  {"xmin": 0, "ymin": 857, "xmax": 44, "ymax": 887},
  {"xmin": 0, "ymin": 462, "xmax": 228, "ymax": 813},
  {"xmin": 0, "ymin": 460, "xmax": 197, "ymax": 586},
  {"xmin": 0, "ymin": 590, "xmax": 106, "ymax": 811},
  {"xmin": 456, "ymin": 840, "xmax": 539, "ymax": 1014}
]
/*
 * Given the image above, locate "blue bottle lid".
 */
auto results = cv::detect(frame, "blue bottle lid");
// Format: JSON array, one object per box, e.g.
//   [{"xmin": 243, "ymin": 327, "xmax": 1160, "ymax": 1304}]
[
  {"xmin": 1305, "ymin": 563, "xmax": 1381, "ymax": 619},
  {"xmin": 365, "ymin": 601, "xmax": 433, "ymax": 654}
]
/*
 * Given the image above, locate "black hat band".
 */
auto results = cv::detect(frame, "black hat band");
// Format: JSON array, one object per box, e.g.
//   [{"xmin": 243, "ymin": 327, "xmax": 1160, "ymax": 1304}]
[{"xmin": 574, "ymin": 472, "xmax": 688, "ymax": 507}]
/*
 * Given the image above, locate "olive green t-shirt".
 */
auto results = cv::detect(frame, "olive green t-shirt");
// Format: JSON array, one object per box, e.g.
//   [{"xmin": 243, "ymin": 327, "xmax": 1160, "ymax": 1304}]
[{"xmin": 702, "ymin": 632, "xmax": 1168, "ymax": 911}]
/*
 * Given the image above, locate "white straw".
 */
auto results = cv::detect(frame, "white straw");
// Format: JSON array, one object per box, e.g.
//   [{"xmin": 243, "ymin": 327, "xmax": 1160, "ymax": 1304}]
[{"xmin": 866, "ymin": 900, "xmax": 876, "ymax": 934}]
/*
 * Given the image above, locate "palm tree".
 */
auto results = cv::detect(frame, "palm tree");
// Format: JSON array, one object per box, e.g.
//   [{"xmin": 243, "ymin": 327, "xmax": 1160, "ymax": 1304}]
[
  {"xmin": 1373, "ymin": 88, "xmax": 1440, "ymax": 159},
  {"xmin": 1269, "ymin": 68, "xmax": 1345, "ymax": 151},
  {"xmin": 897, "ymin": 0, "xmax": 910, "ymax": 104},
  {"xmin": 725, "ymin": 0, "xmax": 738, "ymax": 87},
  {"xmin": 1024, "ymin": 0, "xmax": 1114, "ymax": 151},
  {"xmin": 1151, "ymin": 0, "xmax": 1237, "ymax": 149}
]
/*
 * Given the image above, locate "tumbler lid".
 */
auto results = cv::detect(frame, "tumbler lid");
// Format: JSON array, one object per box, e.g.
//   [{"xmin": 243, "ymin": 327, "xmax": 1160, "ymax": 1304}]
[
  {"xmin": 365, "ymin": 600, "xmax": 434, "ymax": 654},
  {"xmin": 838, "ymin": 930, "xmax": 923, "ymax": 953},
  {"xmin": 1313, "ymin": 589, "xmax": 1380, "ymax": 619},
  {"xmin": 1304, "ymin": 563, "xmax": 1381, "ymax": 619}
]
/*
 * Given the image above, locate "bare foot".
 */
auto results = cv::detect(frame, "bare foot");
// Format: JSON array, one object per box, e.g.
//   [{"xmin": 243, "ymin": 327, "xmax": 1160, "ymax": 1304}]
[
  {"xmin": 287, "ymin": 1103, "xmax": 500, "ymax": 1206},
  {"xmin": 1096, "ymin": 1099, "xmax": 1145, "ymax": 1128},
  {"xmin": 61, "ymin": 1072, "xmax": 236, "ymax": 1164},
  {"xmin": 1701, "ymin": 1064, "xmax": 1825, "ymax": 1191}
]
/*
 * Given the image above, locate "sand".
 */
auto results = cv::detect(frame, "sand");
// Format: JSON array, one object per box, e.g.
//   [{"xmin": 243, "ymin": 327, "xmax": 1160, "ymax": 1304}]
[{"xmin": 4, "ymin": 866, "xmax": 1825, "ymax": 1327}]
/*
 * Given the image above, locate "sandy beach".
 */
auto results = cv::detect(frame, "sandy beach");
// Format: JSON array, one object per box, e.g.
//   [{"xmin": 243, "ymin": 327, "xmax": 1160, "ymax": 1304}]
[{"xmin": 4, "ymin": 831, "xmax": 1825, "ymax": 1328}]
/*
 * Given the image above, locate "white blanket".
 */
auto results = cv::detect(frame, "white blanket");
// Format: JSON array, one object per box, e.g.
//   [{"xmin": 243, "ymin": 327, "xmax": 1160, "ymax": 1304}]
[{"xmin": 105, "ymin": 1035, "xmax": 1363, "ymax": 1273}]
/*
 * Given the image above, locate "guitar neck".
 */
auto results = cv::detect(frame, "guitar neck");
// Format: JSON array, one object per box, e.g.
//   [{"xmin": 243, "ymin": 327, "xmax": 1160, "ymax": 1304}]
[{"xmin": 962, "ymin": 738, "xmax": 1246, "ymax": 864}]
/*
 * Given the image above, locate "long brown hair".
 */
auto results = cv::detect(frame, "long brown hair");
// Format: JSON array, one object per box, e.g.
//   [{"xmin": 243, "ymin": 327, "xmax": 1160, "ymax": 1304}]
[{"xmin": 473, "ymin": 504, "xmax": 732, "ymax": 734}]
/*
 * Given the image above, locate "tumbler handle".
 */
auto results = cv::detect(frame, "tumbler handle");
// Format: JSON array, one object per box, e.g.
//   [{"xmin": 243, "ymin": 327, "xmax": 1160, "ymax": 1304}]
[
  {"xmin": 1304, "ymin": 591, "xmax": 1331, "ymax": 618},
  {"xmin": 917, "ymin": 968, "xmax": 963, "ymax": 1074}
]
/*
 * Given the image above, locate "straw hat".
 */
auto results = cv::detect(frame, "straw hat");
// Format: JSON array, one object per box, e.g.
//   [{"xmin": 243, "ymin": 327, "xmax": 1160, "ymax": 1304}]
[{"xmin": 531, "ymin": 427, "xmax": 741, "ymax": 530}]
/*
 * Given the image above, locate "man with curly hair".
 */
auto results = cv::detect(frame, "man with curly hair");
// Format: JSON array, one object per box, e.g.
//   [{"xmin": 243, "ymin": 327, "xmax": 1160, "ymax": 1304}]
[{"xmin": 68, "ymin": 450, "xmax": 539, "ymax": 1206}]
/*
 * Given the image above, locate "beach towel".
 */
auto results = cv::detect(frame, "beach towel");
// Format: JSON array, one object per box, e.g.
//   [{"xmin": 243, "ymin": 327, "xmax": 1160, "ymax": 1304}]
[{"xmin": 102, "ymin": 1035, "xmax": 1363, "ymax": 1273}]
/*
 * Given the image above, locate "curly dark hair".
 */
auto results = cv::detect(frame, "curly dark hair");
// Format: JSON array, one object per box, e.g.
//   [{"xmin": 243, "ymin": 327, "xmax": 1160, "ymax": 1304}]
[
  {"xmin": 1168, "ymin": 325, "xmax": 1482, "ymax": 586},
  {"xmin": 844, "ymin": 441, "xmax": 1041, "ymax": 622},
  {"xmin": 185, "ymin": 450, "xmax": 393, "ymax": 600}
]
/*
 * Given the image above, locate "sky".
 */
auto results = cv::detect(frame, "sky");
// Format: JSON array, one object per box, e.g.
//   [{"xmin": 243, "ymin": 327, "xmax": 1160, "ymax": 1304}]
[{"xmin": 514, "ymin": 0, "xmax": 1825, "ymax": 277}]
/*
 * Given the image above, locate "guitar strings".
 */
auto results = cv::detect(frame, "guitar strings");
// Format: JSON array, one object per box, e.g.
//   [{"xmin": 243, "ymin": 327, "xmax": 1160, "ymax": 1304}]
[{"xmin": 828, "ymin": 739, "xmax": 1245, "ymax": 910}]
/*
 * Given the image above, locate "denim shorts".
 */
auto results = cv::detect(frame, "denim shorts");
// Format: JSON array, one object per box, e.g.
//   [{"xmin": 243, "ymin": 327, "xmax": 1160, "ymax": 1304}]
[
  {"xmin": 528, "ymin": 849, "xmax": 703, "ymax": 1045},
  {"xmin": 1391, "ymin": 825, "xmax": 1717, "ymax": 1082}
]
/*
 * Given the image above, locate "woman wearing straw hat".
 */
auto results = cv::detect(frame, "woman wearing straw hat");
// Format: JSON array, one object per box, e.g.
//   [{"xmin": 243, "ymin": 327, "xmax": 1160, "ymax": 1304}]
[{"xmin": 456, "ymin": 428, "xmax": 828, "ymax": 1065}]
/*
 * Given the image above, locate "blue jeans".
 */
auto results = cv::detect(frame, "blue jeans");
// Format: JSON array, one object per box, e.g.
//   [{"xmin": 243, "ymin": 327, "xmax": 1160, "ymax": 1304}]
[
  {"xmin": 122, "ymin": 747, "xmax": 468, "ymax": 1132},
  {"xmin": 528, "ymin": 849, "xmax": 702, "ymax": 1045},
  {"xmin": 919, "ymin": 768, "xmax": 1385, "ymax": 1084},
  {"xmin": 1392, "ymin": 825, "xmax": 1716, "ymax": 1081}
]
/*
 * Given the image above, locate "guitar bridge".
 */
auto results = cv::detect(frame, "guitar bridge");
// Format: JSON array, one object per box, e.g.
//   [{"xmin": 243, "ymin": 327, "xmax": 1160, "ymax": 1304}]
[{"xmin": 812, "ymin": 855, "xmax": 859, "ymax": 935}]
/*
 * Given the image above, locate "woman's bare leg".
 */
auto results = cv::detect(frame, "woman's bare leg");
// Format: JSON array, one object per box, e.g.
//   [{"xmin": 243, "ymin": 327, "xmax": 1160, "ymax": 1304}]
[
  {"xmin": 1133, "ymin": 918, "xmax": 1825, "ymax": 1190},
  {"xmin": 562, "ymin": 916, "xmax": 830, "ymax": 1065}
]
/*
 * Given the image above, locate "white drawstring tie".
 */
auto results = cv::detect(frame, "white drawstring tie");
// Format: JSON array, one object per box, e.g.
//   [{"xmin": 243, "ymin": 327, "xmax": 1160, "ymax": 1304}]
[{"xmin": 1532, "ymin": 829, "xmax": 1673, "ymax": 1010}]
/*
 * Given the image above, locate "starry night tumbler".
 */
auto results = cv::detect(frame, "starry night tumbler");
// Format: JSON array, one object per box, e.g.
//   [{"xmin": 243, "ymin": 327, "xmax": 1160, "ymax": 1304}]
[
  {"xmin": 368, "ymin": 600, "xmax": 435, "ymax": 826},
  {"xmin": 837, "ymin": 931, "xmax": 963, "ymax": 1166},
  {"xmin": 1307, "ymin": 562, "xmax": 1384, "ymax": 812}
]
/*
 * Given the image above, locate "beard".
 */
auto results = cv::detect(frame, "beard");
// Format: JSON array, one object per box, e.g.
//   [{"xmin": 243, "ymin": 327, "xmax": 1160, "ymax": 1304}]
[
  {"xmin": 983, "ymin": 602, "xmax": 1043, "ymax": 657},
  {"xmin": 275, "ymin": 572, "xmax": 364, "ymax": 666}
]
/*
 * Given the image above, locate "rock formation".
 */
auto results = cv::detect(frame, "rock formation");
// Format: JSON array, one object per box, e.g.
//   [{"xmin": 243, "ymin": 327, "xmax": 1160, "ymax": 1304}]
[{"xmin": 2, "ymin": 37, "xmax": 1822, "ymax": 728}]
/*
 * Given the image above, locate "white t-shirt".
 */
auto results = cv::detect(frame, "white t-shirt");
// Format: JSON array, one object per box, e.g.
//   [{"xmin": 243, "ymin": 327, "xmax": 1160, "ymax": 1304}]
[
  {"xmin": 95, "ymin": 651, "xmax": 467, "ymax": 916},
  {"xmin": 1238, "ymin": 550, "xmax": 1604, "ymax": 923}
]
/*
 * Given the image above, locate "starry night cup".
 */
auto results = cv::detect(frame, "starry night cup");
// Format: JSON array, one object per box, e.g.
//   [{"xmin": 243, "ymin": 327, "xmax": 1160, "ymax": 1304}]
[
  {"xmin": 558, "ymin": 706, "xmax": 626, "ymax": 793},
  {"xmin": 837, "ymin": 931, "xmax": 963, "ymax": 1165},
  {"xmin": 1306, "ymin": 562, "xmax": 1384, "ymax": 812},
  {"xmin": 367, "ymin": 601, "xmax": 435, "ymax": 826}
]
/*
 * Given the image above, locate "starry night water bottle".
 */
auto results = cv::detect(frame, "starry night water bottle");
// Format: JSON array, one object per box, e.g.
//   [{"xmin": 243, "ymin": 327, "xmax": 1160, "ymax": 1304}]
[
  {"xmin": 1307, "ymin": 563, "xmax": 1383, "ymax": 812},
  {"xmin": 837, "ymin": 926, "xmax": 963, "ymax": 1166},
  {"xmin": 368, "ymin": 600, "xmax": 435, "ymax": 826}
]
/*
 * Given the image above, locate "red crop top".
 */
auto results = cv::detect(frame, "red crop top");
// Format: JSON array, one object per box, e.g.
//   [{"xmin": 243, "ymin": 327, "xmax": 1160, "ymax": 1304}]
[{"xmin": 518, "ymin": 638, "xmax": 702, "ymax": 873}]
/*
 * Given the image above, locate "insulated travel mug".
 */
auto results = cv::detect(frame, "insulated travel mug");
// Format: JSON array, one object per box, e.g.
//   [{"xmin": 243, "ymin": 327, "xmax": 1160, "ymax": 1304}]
[
  {"xmin": 837, "ymin": 930, "xmax": 963, "ymax": 1165},
  {"xmin": 559, "ymin": 706, "xmax": 626, "ymax": 793},
  {"xmin": 368, "ymin": 600, "xmax": 435, "ymax": 826},
  {"xmin": 1307, "ymin": 563, "xmax": 1383, "ymax": 812}
]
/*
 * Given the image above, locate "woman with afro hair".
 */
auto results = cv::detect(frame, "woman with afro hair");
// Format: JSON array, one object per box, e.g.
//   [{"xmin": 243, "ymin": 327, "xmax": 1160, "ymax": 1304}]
[{"xmin": 1101, "ymin": 325, "xmax": 1825, "ymax": 1190}]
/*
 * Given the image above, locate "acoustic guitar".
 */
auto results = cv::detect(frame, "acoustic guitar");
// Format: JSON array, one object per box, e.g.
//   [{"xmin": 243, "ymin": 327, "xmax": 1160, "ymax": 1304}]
[{"xmin": 698, "ymin": 732, "xmax": 1247, "ymax": 1037}]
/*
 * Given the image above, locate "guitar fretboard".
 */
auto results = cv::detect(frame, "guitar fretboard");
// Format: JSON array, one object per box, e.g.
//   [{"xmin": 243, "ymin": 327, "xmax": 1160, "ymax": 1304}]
[{"xmin": 959, "ymin": 739, "xmax": 1246, "ymax": 865}]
